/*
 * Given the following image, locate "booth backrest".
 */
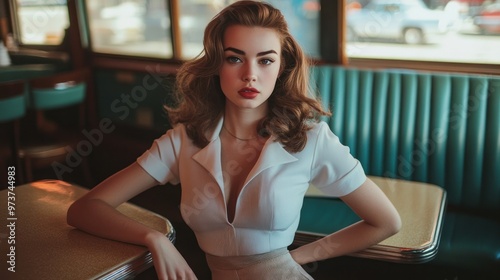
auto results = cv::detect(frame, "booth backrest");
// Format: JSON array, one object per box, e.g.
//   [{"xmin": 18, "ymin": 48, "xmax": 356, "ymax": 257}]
[{"xmin": 310, "ymin": 66, "xmax": 500, "ymax": 211}]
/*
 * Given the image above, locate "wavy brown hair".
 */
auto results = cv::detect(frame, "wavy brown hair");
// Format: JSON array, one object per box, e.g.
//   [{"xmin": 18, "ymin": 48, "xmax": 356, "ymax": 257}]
[{"xmin": 167, "ymin": 0, "xmax": 330, "ymax": 152}]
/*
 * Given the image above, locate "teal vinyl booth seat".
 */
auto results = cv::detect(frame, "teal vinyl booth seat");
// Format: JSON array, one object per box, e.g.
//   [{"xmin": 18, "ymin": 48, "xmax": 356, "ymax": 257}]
[
  {"xmin": 0, "ymin": 64, "xmax": 59, "ymax": 108},
  {"xmin": 0, "ymin": 81, "xmax": 26, "ymax": 122},
  {"xmin": 0, "ymin": 81, "xmax": 27, "ymax": 185},
  {"xmin": 17, "ymin": 68, "xmax": 93, "ymax": 185},
  {"xmin": 299, "ymin": 65, "xmax": 500, "ymax": 273}
]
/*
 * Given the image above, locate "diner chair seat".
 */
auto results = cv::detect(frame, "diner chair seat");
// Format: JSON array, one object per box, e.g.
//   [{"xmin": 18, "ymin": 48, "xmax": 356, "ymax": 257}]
[
  {"xmin": 18, "ymin": 68, "xmax": 93, "ymax": 186},
  {"xmin": 0, "ymin": 80, "xmax": 26, "ymax": 187}
]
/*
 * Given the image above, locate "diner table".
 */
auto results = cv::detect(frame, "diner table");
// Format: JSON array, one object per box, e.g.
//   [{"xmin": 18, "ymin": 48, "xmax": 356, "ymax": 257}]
[
  {"xmin": 0, "ymin": 63, "xmax": 59, "ymax": 83},
  {"xmin": 0, "ymin": 180, "xmax": 175, "ymax": 280},
  {"xmin": 295, "ymin": 176, "xmax": 447, "ymax": 264}
]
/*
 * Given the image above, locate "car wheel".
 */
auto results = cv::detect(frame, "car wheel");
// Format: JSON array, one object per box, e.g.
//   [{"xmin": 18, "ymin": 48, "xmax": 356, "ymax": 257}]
[
  {"xmin": 478, "ymin": 26, "xmax": 493, "ymax": 35},
  {"xmin": 403, "ymin": 28, "xmax": 424, "ymax": 44}
]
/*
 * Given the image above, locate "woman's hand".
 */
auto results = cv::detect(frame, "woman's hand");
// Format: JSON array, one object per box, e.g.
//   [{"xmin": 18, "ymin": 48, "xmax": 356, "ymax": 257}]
[{"xmin": 145, "ymin": 231, "xmax": 198, "ymax": 280}]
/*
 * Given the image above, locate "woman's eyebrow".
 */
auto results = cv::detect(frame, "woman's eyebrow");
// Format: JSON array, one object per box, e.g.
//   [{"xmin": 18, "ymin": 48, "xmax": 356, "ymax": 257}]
[{"xmin": 224, "ymin": 47, "xmax": 278, "ymax": 56}]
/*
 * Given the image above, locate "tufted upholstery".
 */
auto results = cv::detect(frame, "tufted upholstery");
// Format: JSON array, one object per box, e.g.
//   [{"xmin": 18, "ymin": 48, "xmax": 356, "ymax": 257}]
[
  {"xmin": 311, "ymin": 66, "xmax": 500, "ymax": 211},
  {"xmin": 307, "ymin": 65, "xmax": 500, "ymax": 272}
]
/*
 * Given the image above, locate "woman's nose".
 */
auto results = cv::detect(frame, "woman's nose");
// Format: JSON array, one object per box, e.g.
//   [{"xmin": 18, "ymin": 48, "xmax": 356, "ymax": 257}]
[
  {"xmin": 243, "ymin": 75, "xmax": 257, "ymax": 82},
  {"xmin": 242, "ymin": 64, "xmax": 257, "ymax": 82}
]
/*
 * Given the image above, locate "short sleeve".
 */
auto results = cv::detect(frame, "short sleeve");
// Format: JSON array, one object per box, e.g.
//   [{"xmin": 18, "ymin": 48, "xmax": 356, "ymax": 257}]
[
  {"xmin": 136, "ymin": 128, "xmax": 182, "ymax": 185},
  {"xmin": 310, "ymin": 122, "xmax": 366, "ymax": 197}
]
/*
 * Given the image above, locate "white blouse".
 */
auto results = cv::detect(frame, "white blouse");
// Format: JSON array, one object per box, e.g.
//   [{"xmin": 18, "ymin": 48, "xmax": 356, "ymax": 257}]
[{"xmin": 137, "ymin": 118, "xmax": 366, "ymax": 256}]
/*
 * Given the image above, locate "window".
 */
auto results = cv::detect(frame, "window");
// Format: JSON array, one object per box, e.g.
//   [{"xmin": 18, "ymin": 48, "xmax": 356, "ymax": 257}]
[
  {"xmin": 178, "ymin": 0, "xmax": 320, "ymax": 59},
  {"xmin": 179, "ymin": 0, "xmax": 320, "ymax": 59},
  {"xmin": 86, "ymin": 0, "xmax": 171, "ymax": 58},
  {"xmin": 82, "ymin": 0, "xmax": 319, "ymax": 60},
  {"xmin": 16, "ymin": 0, "xmax": 496, "ymax": 69},
  {"xmin": 178, "ymin": 0, "xmax": 221, "ymax": 59},
  {"xmin": 267, "ymin": 0, "xmax": 321, "ymax": 58},
  {"xmin": 14, "ymin": 0, "xmax": 69, "ymax": 45},
  {"xmin": 345, "ymin": 0, "xmax": 500, "ymax": 65}
]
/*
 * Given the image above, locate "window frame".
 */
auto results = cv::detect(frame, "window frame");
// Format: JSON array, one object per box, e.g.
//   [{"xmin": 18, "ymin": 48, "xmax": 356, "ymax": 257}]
[{"xmin": 4, "ymin": 0, "xmax": 498, "ymax": 76}]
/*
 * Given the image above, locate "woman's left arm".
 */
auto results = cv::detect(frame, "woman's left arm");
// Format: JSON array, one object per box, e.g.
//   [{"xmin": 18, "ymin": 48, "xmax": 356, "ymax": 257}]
[{"xmin": 290, "ymin": 178, "xmax": 401, "ymax": 265}]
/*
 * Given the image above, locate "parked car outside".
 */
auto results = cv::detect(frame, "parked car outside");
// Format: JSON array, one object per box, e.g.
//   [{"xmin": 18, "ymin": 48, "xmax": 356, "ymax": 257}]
[
  {"xmin": 347, "ymin": 0, "xmax": 451, "ymax": 44},
  {"xmin": 473, "ymin": 2, "xmax": 500, "ymax": 34}
]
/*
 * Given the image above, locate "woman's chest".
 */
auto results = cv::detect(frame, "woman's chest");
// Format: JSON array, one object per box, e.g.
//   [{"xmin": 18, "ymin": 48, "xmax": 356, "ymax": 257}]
[
  {"xmin": 178, "ymin": 136, "xmax": 315, "ymax": 231},
  {"xmin": 220, "ymin": 140, "xmax": 264, "ymax": 215},
  {"xmin": 178, "ymin": 158, "xmax": 311, "ymax": 232}
]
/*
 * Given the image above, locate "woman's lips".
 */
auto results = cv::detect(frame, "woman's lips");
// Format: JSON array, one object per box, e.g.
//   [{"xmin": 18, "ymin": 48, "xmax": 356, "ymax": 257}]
[{"xmin": 238, "ymin": 87, "xmax": 259, "ymax": 99}]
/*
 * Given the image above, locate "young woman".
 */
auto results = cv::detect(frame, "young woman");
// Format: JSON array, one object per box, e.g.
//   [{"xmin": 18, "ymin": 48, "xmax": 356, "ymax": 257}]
[{"xmin": 67, "ymin": 1, "xmax": 401, "ymax": 279}]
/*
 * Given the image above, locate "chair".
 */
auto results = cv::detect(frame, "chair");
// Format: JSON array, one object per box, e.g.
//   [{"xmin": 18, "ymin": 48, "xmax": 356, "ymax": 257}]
[
  {"xmin": 18, "ymin": 68, "xmax": 92, "ymax": 186},
  {"xmin": 0, "ymin": 80, "xmax": 26, "ymax": 186}
]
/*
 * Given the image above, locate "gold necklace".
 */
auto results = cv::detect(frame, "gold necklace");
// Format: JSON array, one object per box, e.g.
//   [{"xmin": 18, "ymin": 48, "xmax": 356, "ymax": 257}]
[{"xmin": 223, "ymin": 125, "xmax": 257, "ymax": 141}]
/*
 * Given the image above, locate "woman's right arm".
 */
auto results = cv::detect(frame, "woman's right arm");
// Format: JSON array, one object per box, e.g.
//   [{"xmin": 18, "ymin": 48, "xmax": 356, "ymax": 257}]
[{"xmin": 67, "ymin": 162, "xmax": 197, "ymax": 279}]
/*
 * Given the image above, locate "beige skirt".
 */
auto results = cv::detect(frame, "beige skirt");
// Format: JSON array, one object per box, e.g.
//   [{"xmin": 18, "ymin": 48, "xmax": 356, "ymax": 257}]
[{"xmin": 205, "ymin": 248, "xmax": 314, "ymax": 280}]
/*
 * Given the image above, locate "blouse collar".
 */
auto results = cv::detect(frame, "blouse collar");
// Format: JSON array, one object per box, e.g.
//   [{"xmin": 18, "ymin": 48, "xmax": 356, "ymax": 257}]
[{"xmin": 193, "ymin": 116, "xmax": 298, "ymax": 188}]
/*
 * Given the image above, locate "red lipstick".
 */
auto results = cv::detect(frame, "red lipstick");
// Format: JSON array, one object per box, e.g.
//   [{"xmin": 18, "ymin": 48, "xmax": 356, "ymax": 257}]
[{"xmin": 238, "ymin": 87, "xmax": 260, "ymax": 99}]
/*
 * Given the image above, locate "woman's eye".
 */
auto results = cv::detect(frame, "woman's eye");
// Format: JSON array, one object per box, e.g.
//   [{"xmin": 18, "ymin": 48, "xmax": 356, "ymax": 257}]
[
  {"xmin": 226, "ymin": 56, "xmax": 241, "ymax": 63},
  {"xmin": 260, "ymin": 58, "xmax": 274, "ymax": 65}
]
